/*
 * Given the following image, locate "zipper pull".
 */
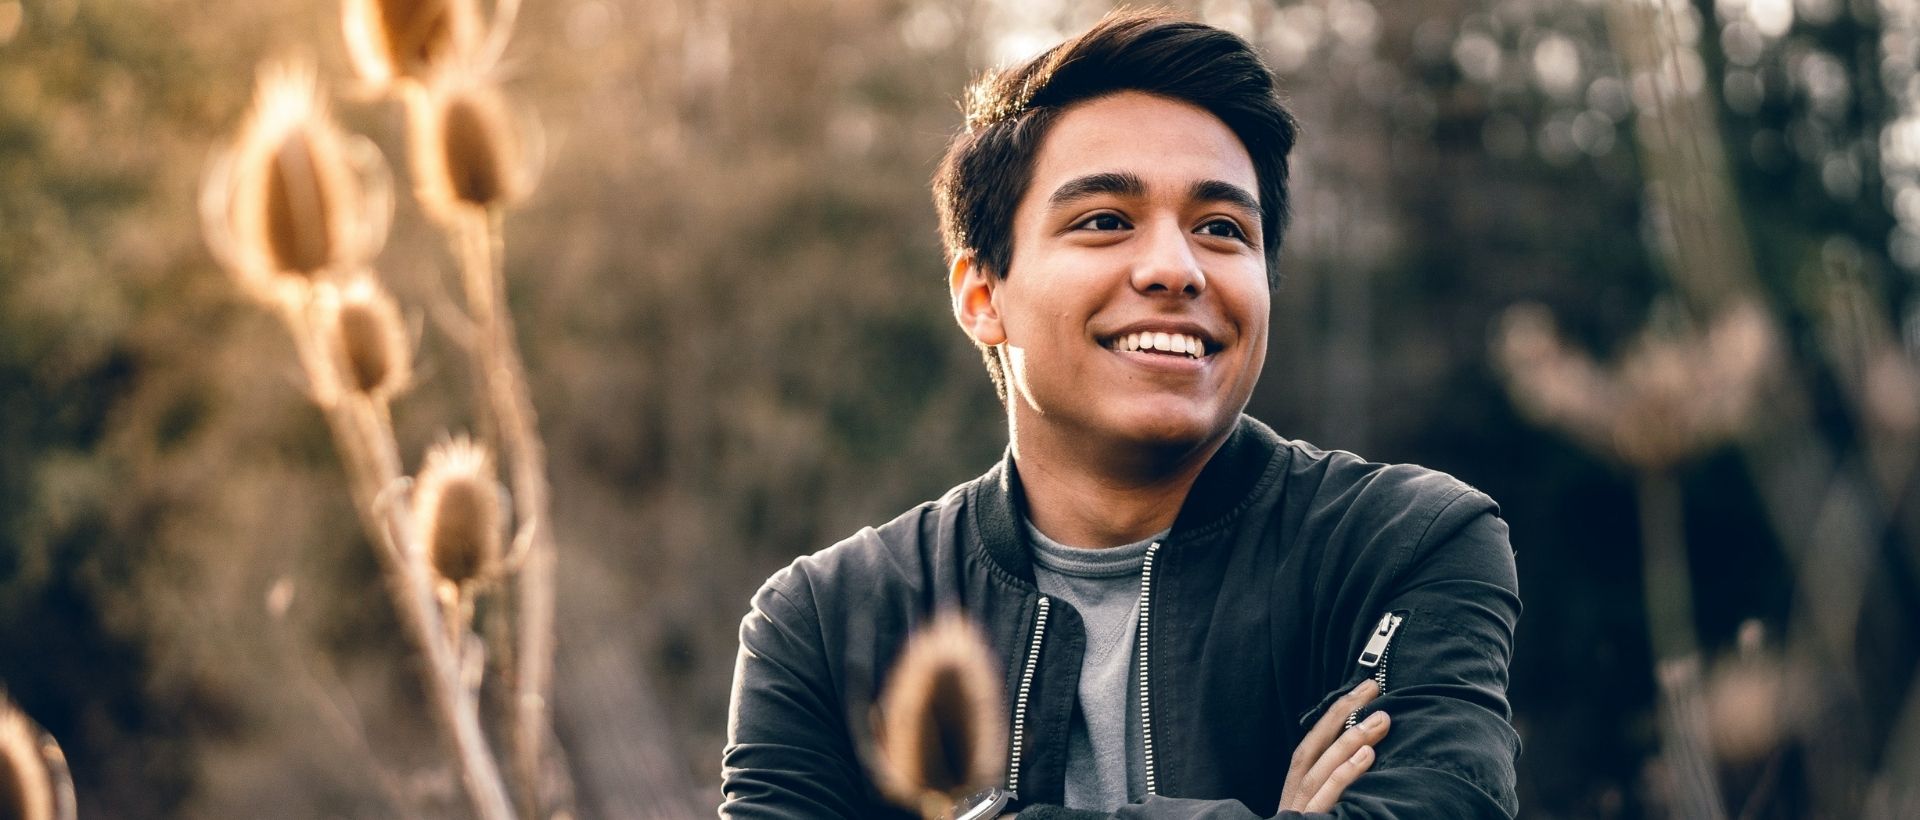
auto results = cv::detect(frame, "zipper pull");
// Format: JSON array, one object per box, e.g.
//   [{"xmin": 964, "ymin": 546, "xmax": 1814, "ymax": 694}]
[{"xmin": 1357, "ymin": 612, "xmax": 1403, "ymax": 668}]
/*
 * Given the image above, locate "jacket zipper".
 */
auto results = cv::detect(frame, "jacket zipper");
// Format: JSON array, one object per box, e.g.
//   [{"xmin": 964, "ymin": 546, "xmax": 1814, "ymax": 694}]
[
  {"xmin": 1006, "ymin": 595, "xmax": 1049, "ymax": 799},
  {"xmin": 1136, "ymin": 541, "xmax": 1163, "ymax": 795},
  {"xmin": 1346, "ymin": 611, "xmax": 1404, "ymax": 730}
]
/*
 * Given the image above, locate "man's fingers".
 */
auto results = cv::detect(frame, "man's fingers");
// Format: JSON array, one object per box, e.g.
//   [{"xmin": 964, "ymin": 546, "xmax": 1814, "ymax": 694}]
[
  {"xmin": 1282, "ymin": 680, "xmax": 1381, "ymax": 804},
  {"xmin": 1305, "ymin": 744, "xmax": 1375, "ymax": 813},
  {"xmin": 1296, "ymin": 710, "xmax": 1390, "ymax": 805},
  {"xmin": 1291, "ymin": 680, "xmax": 1378, "ymax": 771}
]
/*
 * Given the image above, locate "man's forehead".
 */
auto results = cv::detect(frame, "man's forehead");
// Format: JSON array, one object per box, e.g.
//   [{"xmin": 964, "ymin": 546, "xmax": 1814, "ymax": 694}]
[{"xmin": 1024, "ymin": 91, "xmax": 1258, "ymax": 205}]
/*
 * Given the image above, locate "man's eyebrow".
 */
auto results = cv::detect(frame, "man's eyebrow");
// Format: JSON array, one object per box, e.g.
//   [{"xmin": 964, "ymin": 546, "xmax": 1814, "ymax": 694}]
[
  {"xmin": 1190, "ymin": 179, "xmax": 1263, "ymax": 221},
  {"xmin": 1046, "ymin": 171, "xmax": 1146, "ymax": 209}
]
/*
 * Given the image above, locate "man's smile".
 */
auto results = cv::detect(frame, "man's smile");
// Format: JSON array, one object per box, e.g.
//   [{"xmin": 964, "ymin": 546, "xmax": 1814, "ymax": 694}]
[{"xmin": 1097, "ymin": 322, "xmax": 1222, "ymax": 366}]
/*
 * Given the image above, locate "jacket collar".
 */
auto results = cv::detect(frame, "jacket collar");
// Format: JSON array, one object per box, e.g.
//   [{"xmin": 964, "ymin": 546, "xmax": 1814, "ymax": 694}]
[{"xmin": 969, "ymin": 415, "xmax": 1286, "ymax": 586}]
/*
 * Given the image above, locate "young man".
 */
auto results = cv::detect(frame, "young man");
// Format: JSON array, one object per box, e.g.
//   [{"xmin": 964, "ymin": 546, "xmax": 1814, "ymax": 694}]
[{"xmin": 723, "ymin": 10, "xmax": 1520, "ymax": 819}]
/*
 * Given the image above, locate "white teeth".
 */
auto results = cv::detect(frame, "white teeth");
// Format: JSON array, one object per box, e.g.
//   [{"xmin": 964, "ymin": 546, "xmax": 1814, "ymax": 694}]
[{"xmin": 1109, "ymin": 331, "xmax": 1205, "ymax": 358}]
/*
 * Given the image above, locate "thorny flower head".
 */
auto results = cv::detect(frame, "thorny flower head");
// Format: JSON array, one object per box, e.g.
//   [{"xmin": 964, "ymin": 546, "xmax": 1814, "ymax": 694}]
[
  {"xmin": 342, "ymin": 0, "xmax": 480, "ymax": 94},
  {"xmin": 202, "ymin": 62, "xmax": 390, "ymax": 308},
  {"xmin": 317, "ymin": 274, "xmax": 412, "ymax": 404},
  {"xmin": 412, "ymin": 436, "xmax": 504, "ymax": 590},
  {"xmin": 404, "ymin": 70, "xmax": 534, "ymax": 223},
  {"xmin": 0, "ymin": 695, "xmax": 72, "ymax": 820},
  {"xmin": 1497, "ymin": 301, "xmax": 1777, "ymax": 470},
  {"xmin": 872, "ymin": 612, "xmax": 1006, "ymax": 820}
]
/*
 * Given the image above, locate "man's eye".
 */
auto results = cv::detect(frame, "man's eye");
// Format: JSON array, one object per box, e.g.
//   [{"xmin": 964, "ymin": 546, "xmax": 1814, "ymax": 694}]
[
  {"xmin": 1076, "ymin": 213, "xmax": 1131, "ymax": 231},
  {"xmin": 1198, "ymin": 219, "xmax": 1247, "ymax": 240}
]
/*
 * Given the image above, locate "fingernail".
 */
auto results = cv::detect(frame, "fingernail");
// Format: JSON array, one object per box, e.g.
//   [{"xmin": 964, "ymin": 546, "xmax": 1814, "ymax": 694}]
[
  {"xmin": 1364, "ymin": 711, "xmax": 1389, "ymax": 730},
  {"xmin": 1351, "ymin": 679, "xmax": 1378, "ymax": 696},
  {"xmin": 1351, "ymin": 745, "xmax": 1373, "ymax": 763}
]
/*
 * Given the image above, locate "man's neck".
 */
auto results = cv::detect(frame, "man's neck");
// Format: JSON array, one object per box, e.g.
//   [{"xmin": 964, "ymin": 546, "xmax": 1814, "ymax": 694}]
[{"xmin": 1011, "ymin": 420, "xmax": 1230, "ymax": 548}]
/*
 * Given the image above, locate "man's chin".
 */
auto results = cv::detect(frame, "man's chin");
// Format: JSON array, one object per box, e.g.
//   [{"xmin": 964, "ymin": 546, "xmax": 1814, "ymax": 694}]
[
  {"xmin": 1101, "ymin": 405, "xmax": 1237, "ymax": 452},
  {"xmin": 1013, "ymin": 388, "xmax": 1243, "ymax": 461}
]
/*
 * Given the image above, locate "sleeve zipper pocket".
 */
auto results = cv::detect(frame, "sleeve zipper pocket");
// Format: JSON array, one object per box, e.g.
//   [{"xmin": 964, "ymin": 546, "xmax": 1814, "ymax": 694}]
[{"xmin": 1346, "ymin": 611, "xmax": 1404, "ymax": 730}]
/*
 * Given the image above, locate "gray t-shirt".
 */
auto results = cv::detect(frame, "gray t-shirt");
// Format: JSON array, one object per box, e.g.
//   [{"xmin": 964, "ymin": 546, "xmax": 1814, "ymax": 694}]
[{"xmin": 1024, "ymin": 520, "xmax": 1167, "ymax": 811}]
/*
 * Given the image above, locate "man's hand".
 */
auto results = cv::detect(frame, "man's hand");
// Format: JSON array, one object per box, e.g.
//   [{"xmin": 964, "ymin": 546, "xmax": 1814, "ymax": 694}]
[{"xmin": 1279, "ymin": 679, "xmax": 1391, "ymax": 813}]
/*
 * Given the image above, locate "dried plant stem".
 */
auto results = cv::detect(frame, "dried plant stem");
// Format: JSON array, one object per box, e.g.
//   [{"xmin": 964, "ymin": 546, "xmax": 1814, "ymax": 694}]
[
  {"xmin": 280, "ymin": 301, "xmax": 518, "ymax": 820},
  {"xmin": 1654, "ymin": 657, "xmax": 1729, "ymax": 820},
  {"xmin": 1636, "ymin": 472, "xmax": 1726, "ymax": 819},
  {"xmin": 272, "ymin": 617, "xmax": 418, "ymax": 814},
  {"xmin": 1636, "ymin": 472, "xmax": 1698, "ymax": 664},
  {"xmin": 454, "ymin": 209, "xmax": 566, "ymax": 813}
]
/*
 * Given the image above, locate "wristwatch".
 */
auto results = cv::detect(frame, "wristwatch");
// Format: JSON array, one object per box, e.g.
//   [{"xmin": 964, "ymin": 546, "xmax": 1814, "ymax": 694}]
[{"xmin": 948, "ymin": 786, "xmax": 1011, "ymax": 820}]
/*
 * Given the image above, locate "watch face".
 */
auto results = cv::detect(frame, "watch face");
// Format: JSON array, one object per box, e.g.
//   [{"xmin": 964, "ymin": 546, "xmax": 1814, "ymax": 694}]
[{"xmin": 949, "ymin": 787, "xmax": 1010, "ymax": 820}]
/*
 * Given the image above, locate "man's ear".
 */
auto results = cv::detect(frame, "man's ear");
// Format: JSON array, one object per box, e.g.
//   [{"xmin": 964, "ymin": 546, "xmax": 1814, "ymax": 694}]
[{"xmin": 949, "ymin": 254, "xmax": 1007, "ymax": 346}]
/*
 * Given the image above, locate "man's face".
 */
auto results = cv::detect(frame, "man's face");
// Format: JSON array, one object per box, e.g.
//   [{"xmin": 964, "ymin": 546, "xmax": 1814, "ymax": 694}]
[{"xmin": 957, "ymin": 90, "xmax": 1271, "ymax": 454}]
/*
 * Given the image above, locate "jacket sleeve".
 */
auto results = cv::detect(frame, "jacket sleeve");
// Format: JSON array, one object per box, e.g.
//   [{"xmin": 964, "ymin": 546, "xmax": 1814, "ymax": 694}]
[
  {"xmin": 721, "ymin": 572, "xmax": 876, "ymax": 819},
  {"xmin": 1324, "ymin": 487, "xmax": 1522, "ymax": 818},
  {"xmin": 1017, "ymin": 799, "xmax": 1329, "ymax": 818}
]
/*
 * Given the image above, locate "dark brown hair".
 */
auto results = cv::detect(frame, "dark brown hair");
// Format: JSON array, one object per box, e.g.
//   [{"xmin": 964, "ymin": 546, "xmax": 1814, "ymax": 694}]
[{"xmin": 932, "ymin": 9, "xmax": 1298, "ymax": 398}]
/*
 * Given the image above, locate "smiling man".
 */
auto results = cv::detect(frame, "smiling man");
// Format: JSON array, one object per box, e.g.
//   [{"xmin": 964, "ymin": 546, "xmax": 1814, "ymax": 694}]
[{"xmin": 723, "ymin": 10, "xmax": 1520, "ymax": 819}]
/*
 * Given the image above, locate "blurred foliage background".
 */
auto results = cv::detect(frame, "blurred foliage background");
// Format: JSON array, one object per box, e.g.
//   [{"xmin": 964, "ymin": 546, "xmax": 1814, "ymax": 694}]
[{"xmin": 1, "ymin": 0, "xmax": 1917, "ymax": 816}]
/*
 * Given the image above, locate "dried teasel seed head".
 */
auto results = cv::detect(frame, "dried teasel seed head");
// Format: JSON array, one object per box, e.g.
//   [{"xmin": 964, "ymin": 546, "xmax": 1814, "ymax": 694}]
[
  {"xmin": 319, "ymin": 275, "xmax": 411, "ymax": 401},
  {"xmin": 872, "ymin": 613, "xmax": 1006, "ymax": 818},
  {"xmin": 405, "ymin": 74, "xmax": 528, "ymax": 221},
  {"xmin": 1494, "ymin": 304, "xmax": 1618, "ymax": 452},
  {"xmin": 263, "ymin": 131, "xmax": 336, "ymax": 274},
  {"xmin": 0, "ymin": 697, "xmax": 71, "ymax": 820},
  {"xmin": 413, "ymin": 436, "xmax": 503, "ymax": 587},
  {"xmin": 206, "ymin": 62, "xmax": 388, "ymax": 306},
  {"xmin": 342, "ymin": 0, "xmax": 480, "ymax": 92},
  {"xmin": 1496, "ymin": 302, "xmax": 1775, "ymax": 470},
  {"xmin": 1613, "ymin": 304, "xmax": 1774, "ymax": 469},
  {"xmin": 236, "ymin": 67, "xmax": 354, "ymax": 277},
  {"xmin": 0, "ymin": 712, "xmax": 50, "ymax": 820},
  {"xmin": 1864, "ymin": 347, "xmax": 1920, "ymax": 438},
  {"xmin": 1613, "ymin": 336, "xmax": 1699, "ymax": 470},
  {"xmin": 1704, "ymin": 624, "xmax": 1790, "ymax": 765}
]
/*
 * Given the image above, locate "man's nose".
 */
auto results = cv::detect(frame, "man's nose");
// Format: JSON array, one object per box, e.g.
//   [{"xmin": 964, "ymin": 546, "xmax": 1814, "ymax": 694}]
[{"xmin": 1130, "ymin": 218, "xmax": 1207, "ymax": 297}]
